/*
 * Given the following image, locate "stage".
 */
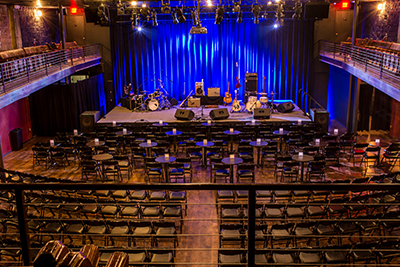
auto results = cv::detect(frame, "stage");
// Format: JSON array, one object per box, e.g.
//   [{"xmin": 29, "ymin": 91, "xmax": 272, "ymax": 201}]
[{"xmin": 98, "ymin": 100, "xmax": 312, "ymax": 125}]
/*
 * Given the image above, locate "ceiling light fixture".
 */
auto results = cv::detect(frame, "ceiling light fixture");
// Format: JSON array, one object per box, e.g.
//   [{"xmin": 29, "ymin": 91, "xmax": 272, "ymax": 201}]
[
  {"xmin": 131, "ymin": 1, "xmax": 137, "ymax": 6},
  {"xmin": 190, "ymin": 1, "xmax": 207, "ymax": 34},
  {"xmin": 252, "ymin": 4, "xmax": 261, "ymax": 24},
  {"xmin": 131, "ymin": 13, "xmax": 139, "ymax": 26},
  {"xmin": 97, "ymin": 4, "xmax": 109, "ymax": 24}
]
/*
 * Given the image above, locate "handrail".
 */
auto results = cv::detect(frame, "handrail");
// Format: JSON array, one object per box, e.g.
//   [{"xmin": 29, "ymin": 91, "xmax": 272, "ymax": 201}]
[
  {"xmin": 0, "ymin": 43, "xmax": 101, "ymax": 94},
  {"xmin": 298, "ymin": 88, "xmax": 326, "ymax": 115}
]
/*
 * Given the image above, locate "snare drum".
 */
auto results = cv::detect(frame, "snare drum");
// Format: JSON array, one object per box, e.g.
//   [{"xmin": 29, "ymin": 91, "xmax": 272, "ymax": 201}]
[{"xmin": 260, "ymin": 96, "xmax": 269, "ymax": 103}]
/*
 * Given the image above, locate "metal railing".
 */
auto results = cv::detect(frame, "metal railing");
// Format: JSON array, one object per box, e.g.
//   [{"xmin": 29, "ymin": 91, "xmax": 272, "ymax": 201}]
[
  {"xmin": 1, "ymin": 168, "xmax": 400, "ymax": 266},
  {"xmin": 0, "ymin": 44, "xmax": 101, "ymax": 94},
  {"xmin": 320, "ymin": 40, "xmax": 400, "ymax": 88}
]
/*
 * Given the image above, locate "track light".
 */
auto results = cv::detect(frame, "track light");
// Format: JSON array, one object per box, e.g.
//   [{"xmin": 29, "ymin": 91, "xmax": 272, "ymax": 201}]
[
  {"xmin": 176, "ymin": 7, "xmax": 186, "ymax": 23},
  {"xmin": 252, "ymin": 4, "xmax": 261, "ymax": 24},
  {"xmin": 192, "ymin": 10, "xmax": 198, "ymax": 25},
  {"xmin": 161, "ymin": 0, "xmax": 171, "ymax": 13},
  {"xmin": 151, "ymin": 11, "xmax": 158, "ymax": 26},
  {"xmin": 140, "ymin": 4, "xmax": 150, "ymax": 21},
  {"xmin": 171, "ymin": 12, "xmax": 179, "ymax": 24},
  {"xmin": 233, "ymin": 1, "xmax": 241, "ymax": 12},
  {"xmin": 215, "ymin": 6, "xmax": 224, "ymax": 25},
  {"xmin": 275, "ymin": 1, "xmax": 284, "ymax": 24},
  {"xmin": 237, "ymin": 10, "xmax": 243, "ymax": 23},
  {"xmin": 97, "ymin": 4, "xmax": 109, "ymax": 24},
  {"xmin": 292, "ymin": 0, "xmax": 302, "ymax": 20},
  {"xmin": 131, "ymin": 13, "xmax": 139, "ymax": 26}
]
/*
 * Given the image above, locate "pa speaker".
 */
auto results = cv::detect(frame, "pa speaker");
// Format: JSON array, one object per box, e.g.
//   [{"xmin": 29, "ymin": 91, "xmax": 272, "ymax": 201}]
[
  {"xmin": 85, "ymin": 7, "xmax": 99, "ymax": 23},
  {"xmin": 310, "ymin": 108, "xmax": 330, "ymax": 133},
  {"xmin": 304, "ymin": 2, "xmax": 330, "ymax": 20},
  {"xmin": 277, "ymin": 102, "xmax": 295, "ymax": 113},
  {"xmin": 209, "ymin": 108, "xmax": 230, "ymax": 120},
  {"xmin": 168, "ymin": 97, "xmax": 178, "ymax": 106},
  {"xmin": 253, "ymin": 108, "xmax": 271, "ymax": 119},
  {"xmin": 245, "ymin": 73, "xmax": 258, "ymax": 92},
  {"xmin": 174, "ymin": 109, "xmax": 195, "ymax": 120},
  {"xmin": 80, "ymin": 111, "xmax": 100, "ymax": 132}
]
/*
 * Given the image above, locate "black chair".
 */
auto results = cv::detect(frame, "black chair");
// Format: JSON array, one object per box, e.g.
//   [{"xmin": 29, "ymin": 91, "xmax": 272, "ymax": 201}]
[
  {"xmin": 350, "ymin": 142, "xmax": 369, "ymax": 167},
  {"xmin": 107, "ymin": 220, "xmax": 131, "ymax": 246},
  {"xmin": 350, "ymin": 242, "xmax": 379, "ymax": 265},
  {"xmin": 219, "ymin": 223, "xmax": 245, "ymax": 248},
  {"xmin": 81, "ymin": 160, "xmax": 101, "ymax": 181},
  {"xmin": 131, "ymin": 221, "xmax": 153, "ymax": 247},
  {"xmin": 236, "ymin": 163, "xmax": 255, "ymax": 183},
  {"xmin": 152, "ymin": 221, "xmax": 178, "ymax": 255},
  {"xmin": 63, "ymin": 219, "xmax": 86, "ymax": 244},
  {"xmin": 361, "ymin": 146, "xmax": 381, "ymax": 176},
  {"xmin": 268, "ymin": 223, "xmax": 294, "ymax": 248},
  {"xmin": 148, "ymin": 250, "xmax": 174, "ymax": 267},
  {"xmin": 298, "ymin": 247, "xmax": 323, "ymax": 266},
  {"xmin": 49, "ymin": 147, "xmax": 69, "ymax": 169},
  {"xmin": 85, "ymin": 220, "xmax": 108, "ymax": 245},
  {"xmin": 32, "ymin": 146, "xmax": 50, "ymax": 169},
  {"xmin": 218, "ymin": 250, "xmax": 246, "ymax": 267},
  {"xmin": 381, "ymin": 143, "xmax": 400, "ymax": 172}
]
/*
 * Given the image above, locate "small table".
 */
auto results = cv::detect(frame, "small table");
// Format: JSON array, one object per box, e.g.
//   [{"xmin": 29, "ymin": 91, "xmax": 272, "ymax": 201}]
[
  {"xmin": 223, "ymin": 130, "xmax": 241, "ymax": 153},
  {"xmin": 273, "ymin": 130, "xmax": 290, "ymax": 152},
  {"xmin": 196, "ymin": 141, "xmax": 215, "ymax": 168},
  {"xmin": 115, "ymin": 130, "xmax": 133, "ymax": 136},
  {"xmin": 221, "ymin": 157, "xmax": 243, "ymax": 183},
  {"xmin": 139, "ymin": 141, "xmax": 158, "ymax": 157},
  {"xmin": 86, "ymin": 141, "xmax": 105, "ymax": 147},
  {"xmin": 309, "ymin": 140, "xmax": 328, "ymax": 154},
  {"xmin": 201, "ymin": 122, "xmax": 216, "ymax": 139},
  {"xmin": 155, "ymin": 156, "xmax": 176, "ymax": 182},
  {"xmin": 292, "ymin": 154, "xmax": 314, "ymax": 182},
  {"xmin": 152, "ymin": 122, "xmax": 169, "ymax": 133},
  {"xmin": 165, "ymin": 130, "xmax": 183, "ymax": 154},
  {"xmin": 249, "ymin": 141, "xmax": 268, "ymax": 166},
  {"xmin": 92, "ymin": 153, "xmax": 113, "ymax": 179}
]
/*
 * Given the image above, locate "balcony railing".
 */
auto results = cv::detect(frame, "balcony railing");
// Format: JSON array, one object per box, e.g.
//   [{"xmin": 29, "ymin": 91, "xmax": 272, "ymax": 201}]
[
  {"xmin": 320, "ymin": 40, "xmax": 400, "ymax": 89},
  {"xmin": 0, "ymin": 44, "xmax": 101, "ymax": 94},
  {"xmin": 1, "ymin": 168, "xmax": 400, "ymax": 266}
]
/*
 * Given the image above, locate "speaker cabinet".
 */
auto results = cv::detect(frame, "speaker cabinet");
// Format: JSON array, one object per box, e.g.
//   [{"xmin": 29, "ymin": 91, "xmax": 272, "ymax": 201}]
[
  {"xmin": 245, "ymin": 73, "xmax": 258, "ymax": 92},
  {"xmin": 310, "ymin": 108, "xmax": 330, "ymax": 133},
  {"xmin": 304, "ymin": 2, "xmax": 330, "ymax": 20},
  {"xmin": 277, "ymin": 102, "xmax": 295, "ymax": 113},
  {"xmin": 168, "ymin": 97, "xmax": 178, "ymax": 106},
  {"xmin": 209, "ymin": 108, "xmax": 230, "ymax": 120},
  {"xmin": 208, "ymin": 87, "xmax": 220, "ymax": 97},
  {"xmin": 253, "ymin": 108, "xmax": 271, "ymax": 119},
  {"xmin": 174, "ymin": 109, "xmax": 195, "ymax": 120},
  {"xmin": 80, "ymin": 111, "xmax": 100, "ymax": 132}
]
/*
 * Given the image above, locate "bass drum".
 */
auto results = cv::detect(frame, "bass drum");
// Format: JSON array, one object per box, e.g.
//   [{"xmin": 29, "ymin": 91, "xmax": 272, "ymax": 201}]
[
  {"xmin": 146, "ymin": 98, "xmax": 160, "ymax": 111},
  {"xmin": 246, "ymin": 100, "xmax": 261, "ymax": 112}
]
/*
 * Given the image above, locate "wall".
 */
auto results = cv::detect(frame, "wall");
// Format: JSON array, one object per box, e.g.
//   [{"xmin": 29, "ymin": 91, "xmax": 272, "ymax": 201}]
[
  {"xmin": 0, "ymin": 5, "xmax": 13, "ymax": 51},
  {"xmin": 327, "ymin": 65, "xmax": 351, "ymax": 127},
  {"xmin": 18, "ymin": 6, "xmax": 59, "ymax": 47},
  {"xmin": 391, "ymin": 98, "xmax": 400, "ymax": 138},
  {"xmin": 0, "ymin": 98, "xmax": 32, "ymax": 154}
]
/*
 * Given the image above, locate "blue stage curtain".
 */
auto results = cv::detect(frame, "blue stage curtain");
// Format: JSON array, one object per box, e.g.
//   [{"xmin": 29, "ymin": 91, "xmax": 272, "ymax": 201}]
[{"xmin": 111, "ymin": 18, "xmax": 314, "ymax": 109}]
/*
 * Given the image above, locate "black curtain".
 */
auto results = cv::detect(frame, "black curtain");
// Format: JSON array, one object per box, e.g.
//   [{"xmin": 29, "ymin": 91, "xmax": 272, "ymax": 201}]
[{"xmin": 29, "ymin": 74, "xmax": 106, "ymax": 136}]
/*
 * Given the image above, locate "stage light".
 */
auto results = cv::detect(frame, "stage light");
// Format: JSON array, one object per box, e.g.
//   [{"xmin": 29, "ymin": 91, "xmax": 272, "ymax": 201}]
[
  {"xmin": 131, "ymin": 13, "xmax": 139, "ymax": 26},
  {"xmin": 161, "ymin": 0, "xmax": 171, "ymax": 13},
  {"xmin": 275, "ymin": 1, "xmax": 284, "ymax": 25},
  {"xmin": 233, "ymin": 1, "xmax": 241, "ymax": 12},
  {"xmin": 36, "ymin": 0, "xmax": 42, "ymax": 8},
  {"xmin": 151, "ymin": 11, "xmax": 158, "ymax": 26},
  {"xmin": 237, "ymin": 10, "xmax": 243, "ymax": 23},
  {"xmin": 138, "ymin": 26, "xmax": 142, "ymax": 31},
  {"xmin": 131, "ymin": 1, "xmax": 137, "ymax": 6},
  {"xmin": 207, "ymin": 0, "xmax": 212, "ymax": 7},
  {"xmin": 140, "ymin": 4, "xmax": 150, "ymax": 21},
  {"xmin": 97, "ymin": 4, "xmax": 109, "ymax": 24},
  {"xmin": 172, "ymin": 12, "xmax": 179, "ymax": 24},
  {"xmin": 117, "ymin": 0, "xmax": 125, "ymax": 15},
  {"xmin": 142, "ymin": 3, "xmax": 146, "ymax": 8},
  {"xmin": 191, "ymin": 10, "xmax": 198, "ymax": 25},
  {"xmin": 267, "ymin": 1, "xmax": 272, "ymax": 5},
  {"xmin": 377, "ymin": 2, "xmax": 385, "ymax": 11},
  {"xmin": 34, "ymin": 9, "xmax": 42, "ymax": 18},
  {"xmin": 292, "ymin": 0, "xmax": 302, "ymax": 20},
  {"xmin": 273, "ymin": 22, "xmax": 279, "ymax": 28},
  {"xmin": 176, "ymin": 7, "xmax": 186, "ymax": 23},
  {"xmin": 339, "ymin": 0, "xmax": 350, "ymax": 10},
  {"xmin": 215, "ymin": 6, "xmax": 224, "ymax": 25},
  {"xmin": 252, "ymin": 4, "xmax": 261, "ymax": 24}
]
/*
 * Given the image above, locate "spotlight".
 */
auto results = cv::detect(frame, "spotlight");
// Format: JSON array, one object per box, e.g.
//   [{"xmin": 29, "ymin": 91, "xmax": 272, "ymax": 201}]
[
  {"xmin": 207, "ymin": 0, "xmax": 212, "ymax": 6},
  {"xmin": 252, "ymin": 4, "xmax": 261, "ymax": 24},
  {"xmin": 172, "ymin": 12, "xmax": 179, "ymax": 24},
  {"xmin": 131, "ymin": 13, "xmax": 139, "ymax": 26},
  {"xmin": 161, "ymin": 0, "xmax": 171, "ymax": 13},
  {"xmin": 215, "ymin": 6, "xmax": 224, "ymax": 25},
  {"xmin": 138, "ymin": 26, "xmax": 142, "ymax": 31},
  {"xmin": 275, "ymin": 2, "xmax": 284, "ymax": 24},
  {"xmin": 237, "ymin": 10, "xmax": 243, "ymax": 23},
  {"xmin": 377, "ymin": 2, "xmax": 385, "ymax": 11},
  {"xmin": 117, "ymin": 0, "xmax": 125, "ymax": 15},
  {"xmin": 273, "ymin": 22, "xmax": 279, "ymax": 28},
  {"xmin": 176, "ymin": 7, "xmax": 186, "ymax": 23},
  {"xmin": 151, "ymin": 11, "xmax": 158, "ymax": 26},
  {"xmin": 34, "ymin": 9, "xmax": 42, "ymax": 18},
  {"xmin": 97, "ymin": 4, "xmax": 109, "ymax": 24},
  {"xmin": 140, "ymin": 4, "xmax": 150, "ymax": 21},
  {"xmin": 131, "ymin": 1, "xmax": 137, "ymax": 6},
  {"xmin": 233, "ymin": 1, "xmax": 241, "ymax": 12},
  {"xmin": 292, "ymin": 0, "xmax": 302, "ymax": 20},
  {"xmin": 192, "ymin": 10, "xmax": 198, "ymax": 25}
]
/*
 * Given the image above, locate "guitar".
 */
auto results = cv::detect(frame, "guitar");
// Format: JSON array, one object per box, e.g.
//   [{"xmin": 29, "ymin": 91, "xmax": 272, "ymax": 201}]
[
  {"xmin": 231, "ymin": 90, "xmax": 241, "ymax": 112},
  {"xmin": 235, "ymin": 62, "xmax": 241, "ymax": 88},
  {"xmin": 179, "ymin": 90, "xmax": 194, "ymax": 107},
  {"xmin": 223, "ymin": 81, "xmax": 232, "ymax": 105}
]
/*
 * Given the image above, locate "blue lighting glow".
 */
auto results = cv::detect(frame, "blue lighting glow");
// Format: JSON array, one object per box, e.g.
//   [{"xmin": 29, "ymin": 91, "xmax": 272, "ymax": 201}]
[
  {"xmin": 273, "ymin": 23, "xmax": 279, "ymax": 28},
  {"xmin": 138, "ymin": 26, "xmax": 142, "ymax": 31}
]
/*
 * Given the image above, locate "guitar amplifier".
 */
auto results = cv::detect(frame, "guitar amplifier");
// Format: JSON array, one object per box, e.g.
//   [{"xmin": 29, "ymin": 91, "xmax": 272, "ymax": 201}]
[
  {"xmin": 195, "ymin": 81, "xmax": 204, "ymax": 96},
  {"xmin": 208, "ymin": 87, "xmax": 220, "ymax": 97},
  {"xmin": 245, "ymin": 73, "xmax": 258, "ymax": 92},
  {"xmin": 188, "ymin": 97, "xmax": 201, "ymax": 107}
]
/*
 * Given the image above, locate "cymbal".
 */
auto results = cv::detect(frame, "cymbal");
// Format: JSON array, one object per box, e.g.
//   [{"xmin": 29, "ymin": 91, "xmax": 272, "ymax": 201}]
[{"xmin": 257, "ymin": 92, "xmax": 268, "ymax": 95}]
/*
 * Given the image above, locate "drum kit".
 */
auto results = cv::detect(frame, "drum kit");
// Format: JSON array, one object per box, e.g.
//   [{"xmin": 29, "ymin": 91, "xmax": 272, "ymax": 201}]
[
  {"xmin": 130, "ymin": 80, "xmax": 172, "ymax": 112},
  {"xmin": 244, "ymin": 92, "xmax": 276, "ymax": 112}
]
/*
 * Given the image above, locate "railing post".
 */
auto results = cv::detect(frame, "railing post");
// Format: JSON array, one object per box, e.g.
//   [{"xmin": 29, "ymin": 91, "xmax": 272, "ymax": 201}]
[
  {"xmin": 0, "ymin": 64, "xmax": 6, "ymax": 93},
  {"xmin": 25, "ymin": 58, "xmax": 30, "ymax": 83},
  {"xmin": 83, "ymin": 46, "xmax": 86, "ymax": 62},
  {"xmin": 14, "ymin": 189, "xmax": 32, "ymax": 266},
  {"xmin": 380, "ymin": 53, "xmax": 384, "ymax": 79},
  {"xmin": 333, "ymin": 42, "xmax": 336, "ymax": 59},
  {"xmin": 45, "ymin": 54, "xmax": 48, "ymax": 76},
  {"xmin": 71, "ymin": 49, "xmax": 74, "ymax": 66},
  {"xmin": 247, "ymin": 189, "xmax": 256, "ymax": 267}
]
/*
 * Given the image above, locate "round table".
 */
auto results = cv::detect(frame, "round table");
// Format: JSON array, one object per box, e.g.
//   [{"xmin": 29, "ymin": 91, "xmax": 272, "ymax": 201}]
[
  {"xmin": 309, "ymin": 140, "xmax": 328, "ymax": 154},
  {"xmin": 223, "ymin": 130, "xmax": 241, "ymax": 153},
  {"xmin": 152, "ymin": 122, "xmax": 169, "ymax": 133},
  {"xmin": 369, "ymin": 141, "xmax": 390, "ymax": 148},
  {"xmin": 115, "ymin": 130, "xmax": 133, "ymax": 136},
  {"xmin": 196, "ymin": 141, "xmax": 215, "ymax": 168},
  {"xmin": 201, "ymin": 122, "xmax": 216, "ymax": 139},
  {"xmin": 222, "ymin": 157, "xmax": 243, "ymax": 183},
  {"xmin": 273, "ymin": 130, "xmax": 290, "ymax": 152},
  {"xmin": 155, "ymin": 156, "xmax": 177, "ymax": 182},
  {"xmin": 139, "ymin": 142, "xmax": 158, "ymax": 157},
  {"xmin": 92, "ymin": 153, "xmax": 113, "ymax": 179},
  {"xmin": 86, "ymin": 141, "xmax": 105, "ymax": 147},
  {"xmin": 249, "ymin": 141, "xmax": 268, "ymax": 166},
  {"xmin": 166, "ymin": 131, "xmax": 183, "ymax": 154},
  {"xmin": 292, "ymin": 154, "xmax": 314, "ymax": 182}
]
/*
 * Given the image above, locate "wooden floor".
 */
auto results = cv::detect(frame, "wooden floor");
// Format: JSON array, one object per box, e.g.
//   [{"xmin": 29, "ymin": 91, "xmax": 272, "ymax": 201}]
[{"xmin": 2, "ymin": 127, "xmax": 400, "ymax": 266}]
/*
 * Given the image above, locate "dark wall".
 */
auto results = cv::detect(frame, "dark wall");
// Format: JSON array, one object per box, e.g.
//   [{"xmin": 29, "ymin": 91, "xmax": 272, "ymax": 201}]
[
  {"xmin": 18, "ymin": 7, "xmax": 60, "ymax": 47},
  {"xmin": 327, "ymin": 65, "xmax": 351, "ymax": 127}
]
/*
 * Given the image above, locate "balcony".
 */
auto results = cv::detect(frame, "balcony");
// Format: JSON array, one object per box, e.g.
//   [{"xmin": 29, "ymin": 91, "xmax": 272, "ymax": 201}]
[
  {"xmin": 0, "ymin": 44, "xmax": 101, "ymax": 109},
  {"xmin": 319, "ymin": 40, "xmax": 400, "ymax": 102}
]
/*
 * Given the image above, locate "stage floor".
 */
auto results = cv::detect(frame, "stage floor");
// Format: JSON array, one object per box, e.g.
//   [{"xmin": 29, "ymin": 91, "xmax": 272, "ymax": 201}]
[{"xmin": 98, "ymin": 100, "xmax": 311, "ymax": 124}]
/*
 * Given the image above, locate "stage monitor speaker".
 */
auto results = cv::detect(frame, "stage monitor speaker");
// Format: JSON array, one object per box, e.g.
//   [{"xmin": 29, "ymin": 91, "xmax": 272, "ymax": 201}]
[
  {"xmin": 277, "ymin": 102, "xmax": 295, "ymax": 113},
  {"xmin": 245, "ymin": 73, "xmax": 258, "ymax": 92},
  {"xmin": 168, "ymin": 97, "xmax": 178, "ymax": 106},
  {"xmin": 85, "ymin": 7, "xmax": 99, "ymax": 23},
  {"xmin": 310, "ymin": 108, "xmax": 330, "ymax": 133},
  {"xmin": 174, "ymin": 109, "xmax": 195, "ymax": 120},
  {"xmin": 304, "ymin": 2, "xmax": 330, "ymax": 20},
  {"xmin": 80, "ymin": 111, "xmax": 100, "ymax": 132},
  {"xmin": 209, "ymin": 108, "xmax": 230, "ymax": 120},
  {"xmin": 253, "ymin": 108, "xmax": 271, "ymax": 119}
]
